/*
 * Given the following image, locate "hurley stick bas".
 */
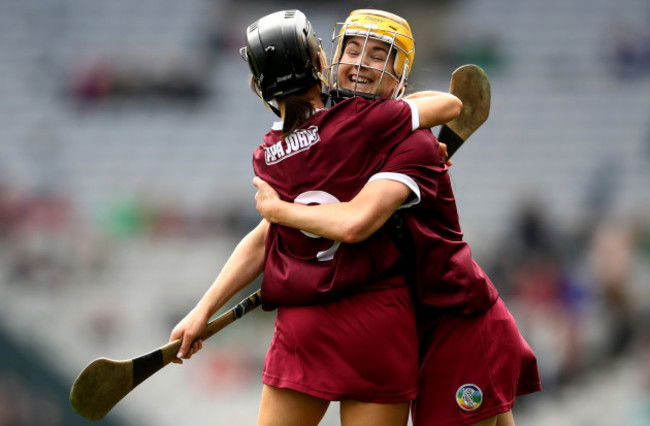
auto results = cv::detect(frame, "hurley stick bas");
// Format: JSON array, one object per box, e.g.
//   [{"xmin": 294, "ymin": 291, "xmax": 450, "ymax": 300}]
[
  {"xmin": 70, "ymin": 290, "xmax": 262, "ymax": 421},
  {"xmin": 437, "ymin": 64, "xmax": 491, "ymax": 158}
]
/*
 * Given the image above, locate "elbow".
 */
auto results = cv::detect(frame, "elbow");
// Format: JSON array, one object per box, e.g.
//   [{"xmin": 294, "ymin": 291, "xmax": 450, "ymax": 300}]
[
  {"xmin": 338, "ymin": 219, "xmax": 372, "ymax": 244},
  {"xmin": 339, "ymin": 232, "xmax": 366, "ymax": 244}
]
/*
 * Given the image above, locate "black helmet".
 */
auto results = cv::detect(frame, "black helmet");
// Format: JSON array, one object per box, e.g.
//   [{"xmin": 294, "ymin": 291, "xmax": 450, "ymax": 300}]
[{"xmin": 241, "ymin": 10, "xmax": 325, "ymax": 102}]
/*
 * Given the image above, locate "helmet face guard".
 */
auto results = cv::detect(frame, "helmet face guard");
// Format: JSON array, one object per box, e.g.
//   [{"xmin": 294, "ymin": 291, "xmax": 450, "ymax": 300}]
[
  {"xmin": 241, "ymin": 10, "xmax": 326, "ymax": 104},
  {"xmin": 329, "ymin": 9, "xmax": 415, "ymax": 101}
]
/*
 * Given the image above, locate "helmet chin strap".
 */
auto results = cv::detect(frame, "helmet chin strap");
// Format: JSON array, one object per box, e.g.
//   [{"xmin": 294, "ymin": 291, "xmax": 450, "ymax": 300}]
[
  {"xmin": 329, "ymin": 67, "xmax": 406, "ymax": 105},
  {"xmin": 329, "ymin": 87, "xmax": 377, "ymax": 105},
  {"xmin": 391, "ymin": 62, "xmax": 409, "ymax": 99},
  {"xmin": 264, "ymin": 99, "xmax": 282, "ymax": 117},
  {"xmin": 252, "ymin": 78, "xmax": 283, "ymax": 117}
]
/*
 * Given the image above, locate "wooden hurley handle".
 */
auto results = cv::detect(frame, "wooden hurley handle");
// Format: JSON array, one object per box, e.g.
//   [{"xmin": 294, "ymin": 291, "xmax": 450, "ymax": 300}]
[{"xmin": 201, "ymin": 289, "xmax": 262, "ymax": 340}]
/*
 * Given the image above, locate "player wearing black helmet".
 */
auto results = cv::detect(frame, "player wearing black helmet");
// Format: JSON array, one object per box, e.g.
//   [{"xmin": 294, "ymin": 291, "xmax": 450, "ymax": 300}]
[{"xmin": 241, "ymin": 10, "xmax": 326, "ymax": 107}]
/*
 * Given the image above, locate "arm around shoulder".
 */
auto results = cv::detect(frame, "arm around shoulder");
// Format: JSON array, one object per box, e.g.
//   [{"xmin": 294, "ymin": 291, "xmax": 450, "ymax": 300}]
[
  {"xmin": 406, "ymin": 91, "xmax": 462, "ymax": 129},
  {"xmin": 255, "ymin": 177, "xmax": 410, "ymax": 243}
]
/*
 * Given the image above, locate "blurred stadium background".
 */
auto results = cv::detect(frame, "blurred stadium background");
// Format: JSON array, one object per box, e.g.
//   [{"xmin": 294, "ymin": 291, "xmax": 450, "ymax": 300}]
[{"xmin": 1, "ymin": 0, "xmax": 649, "ymax": 424}]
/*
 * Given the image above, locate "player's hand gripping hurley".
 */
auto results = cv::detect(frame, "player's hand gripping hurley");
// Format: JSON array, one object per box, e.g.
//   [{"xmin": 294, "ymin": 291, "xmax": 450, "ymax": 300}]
[{"xmin": 69, "ymin": 290, "xmax": 261, "ymax": 420}]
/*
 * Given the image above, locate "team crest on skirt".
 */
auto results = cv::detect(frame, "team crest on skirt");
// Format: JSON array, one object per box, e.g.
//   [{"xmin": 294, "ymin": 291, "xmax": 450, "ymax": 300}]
[{"xmin": 456, "ymin": 384, "xmax": 483, "ymax": 411}]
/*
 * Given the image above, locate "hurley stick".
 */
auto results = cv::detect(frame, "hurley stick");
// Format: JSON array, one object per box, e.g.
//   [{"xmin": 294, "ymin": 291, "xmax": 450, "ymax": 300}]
[
  {"xmin": 70, "ymin": 290, "xmax": 262, "ymax": 420},
  {"xmin": 437, "ymin": 64, "xmax": 491, "ymax": 158}
]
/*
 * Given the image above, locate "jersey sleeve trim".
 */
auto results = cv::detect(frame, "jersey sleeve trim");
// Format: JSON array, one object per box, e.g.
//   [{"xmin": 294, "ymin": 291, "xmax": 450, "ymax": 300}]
[
  {"xmin": 402, "ymin": 99, "xmax": 419, "ymax": 132},
  {"xmin": 367, "ymin": 172, "xmax": 421, "ymax": 209}
]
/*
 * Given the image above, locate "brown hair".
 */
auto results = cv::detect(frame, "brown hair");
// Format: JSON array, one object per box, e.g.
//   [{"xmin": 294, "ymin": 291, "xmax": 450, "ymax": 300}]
[
  {"xmin": 249, "ymin": 76, "xmax": 316, "ymax": 138},
  {"xmin": 281, "ymin": 94, "xmax": 315, "ymax": 138}
]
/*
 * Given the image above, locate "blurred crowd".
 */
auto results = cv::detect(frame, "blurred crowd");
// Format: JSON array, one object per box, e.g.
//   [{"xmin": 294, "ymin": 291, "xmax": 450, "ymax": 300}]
[
  {"xmin": 0, "ymin": 172, "xmax": 254, "ymax": 287},
  {"xmin": 606, "ymin": 19, "xmax": 650, "ymax": 81},
  {"xmin": 488, "ymin": 198, "xmax": 650, "ymax": 394}
]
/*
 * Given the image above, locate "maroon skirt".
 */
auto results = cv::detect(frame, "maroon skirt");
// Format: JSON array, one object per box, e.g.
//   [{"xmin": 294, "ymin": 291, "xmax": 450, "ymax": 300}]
[
  {"xmin": 412, "ymin": 297, "xmax": 541, "ymax": 425},
  {"xmin": 262, "ymin": 285, "xmax": 418, "ymax": 403}
]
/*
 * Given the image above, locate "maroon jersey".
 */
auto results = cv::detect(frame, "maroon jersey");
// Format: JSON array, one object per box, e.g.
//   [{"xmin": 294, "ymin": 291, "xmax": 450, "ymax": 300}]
[
  {"xmin": 253, "ymin": 97, "xmax": 418, "ymax": 309},
  {"xmin": 378, "ymin": 128, "xmax": 499, "ymax": 315},
  {"xmin": 374, "ymin": 129, "xmax": 540, "ymax": 423}
]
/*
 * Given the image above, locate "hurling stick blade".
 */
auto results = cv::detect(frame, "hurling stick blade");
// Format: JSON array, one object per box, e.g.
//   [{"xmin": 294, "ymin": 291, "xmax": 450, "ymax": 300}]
[
  {"xmin": 438, "ymin": 64, "xmax": 491, "ymax": 158},
  {"xmin": 70, "ymin": 290, "xmax": 262, "ymax": 420}
]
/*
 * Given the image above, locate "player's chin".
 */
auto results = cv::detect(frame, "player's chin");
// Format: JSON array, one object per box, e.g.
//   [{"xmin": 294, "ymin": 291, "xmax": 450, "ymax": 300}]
[{"xmin": 341, "ymin": 83, "xmax": 377, "ymax": 96}]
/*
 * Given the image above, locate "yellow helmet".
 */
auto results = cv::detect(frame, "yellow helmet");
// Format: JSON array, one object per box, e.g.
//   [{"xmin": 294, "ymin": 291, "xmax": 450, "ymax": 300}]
[{"xmin": 330, "ymin": 9, "xmax": 415, "ymax": 98}]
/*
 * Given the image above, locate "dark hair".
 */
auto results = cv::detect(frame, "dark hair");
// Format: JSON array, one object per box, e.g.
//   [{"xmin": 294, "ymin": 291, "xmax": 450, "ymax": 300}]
[
  {"xmin": 248, "ymin": 76, "xmax": 316, "ymax": 137},
  {"xmin": 281, "ymin": 94, "xmax": 315, "ymax": 138}
]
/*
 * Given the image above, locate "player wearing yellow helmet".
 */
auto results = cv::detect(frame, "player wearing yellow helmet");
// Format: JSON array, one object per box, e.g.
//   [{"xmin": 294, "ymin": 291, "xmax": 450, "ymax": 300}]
[{"xmin": 329, "ymin": 9, "xmax": 415, "ymax": 101}]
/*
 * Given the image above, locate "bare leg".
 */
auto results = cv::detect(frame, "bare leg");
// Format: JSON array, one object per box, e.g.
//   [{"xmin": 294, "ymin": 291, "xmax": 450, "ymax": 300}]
[
  {"xmin": 468, "ymin": 415, "xmax": 497, "ymax": 426},
  {"xmin": 257, "ymin": 385, "xmax": 330, "ymax": 426},
  {"xmin": 468, "ymin": 410, "xmax": 515, "ymax": 426},
  {"xmin": 340, "ymin": 400, "xmax": 410, "ymax": 426},
  {"xmin": 496, "ymin": 410, "xmax": 515, "ymax": 426}
]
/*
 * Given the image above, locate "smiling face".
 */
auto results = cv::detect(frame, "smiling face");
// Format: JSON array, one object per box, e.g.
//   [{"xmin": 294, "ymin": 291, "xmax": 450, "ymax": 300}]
[{"xmin": 335, "ymin": 36, "xmax": 401, "ymax": 98}]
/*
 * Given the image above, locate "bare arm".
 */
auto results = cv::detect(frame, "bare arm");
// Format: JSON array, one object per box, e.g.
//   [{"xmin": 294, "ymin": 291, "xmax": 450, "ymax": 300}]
[
  {"xmin": 170, "ymin": 219, "xmax": 268, "ymax": 361},
  {"xmin": 253, "ymin": 177, "xmax": 410, "ymax": 244},
  {"xmin": 405, "ymin": 91, "xmax": 463, "ymax": 129}
]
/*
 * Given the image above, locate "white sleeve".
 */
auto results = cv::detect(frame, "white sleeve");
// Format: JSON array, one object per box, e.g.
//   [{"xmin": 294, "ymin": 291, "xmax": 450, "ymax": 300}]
[
  {"xmin": 367, "ymin": 172, "xmax": 421, "ymax": 209},
  {"xmin": 402, "ymin": 99, "xmax": 419, "ymax": 132}
]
